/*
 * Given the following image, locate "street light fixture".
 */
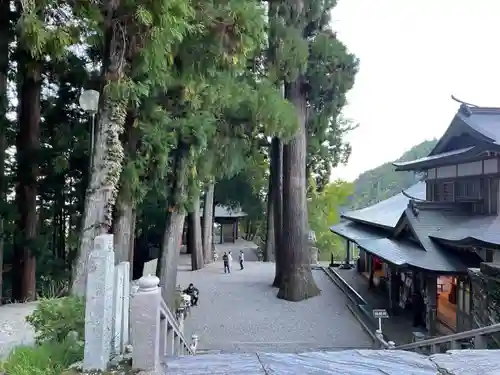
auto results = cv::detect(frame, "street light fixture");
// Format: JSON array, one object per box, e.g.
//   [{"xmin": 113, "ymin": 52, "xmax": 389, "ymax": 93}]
[{"xmin": 79, "ymin": 89, "xmax": 100, "ymax": 171}]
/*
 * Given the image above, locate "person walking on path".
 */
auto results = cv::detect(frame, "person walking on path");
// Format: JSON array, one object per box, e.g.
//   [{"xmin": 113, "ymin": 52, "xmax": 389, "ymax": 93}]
[
  {"xmin": 223, "ymin": 252, "xmax": 230, "ymax": 274},
  {"xmin": 239, "ymin": 250, "xmax": 244, "ymax": 270},
  {"xmin": 228, "ymin": 251, "xmax": 233, "ymax": 272}
]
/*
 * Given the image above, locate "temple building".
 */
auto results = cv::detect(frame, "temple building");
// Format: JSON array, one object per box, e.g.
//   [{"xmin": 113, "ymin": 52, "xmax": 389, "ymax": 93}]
[{"xmin": 331, "ymin": 99, "xmax": 500, "ymax": 336}]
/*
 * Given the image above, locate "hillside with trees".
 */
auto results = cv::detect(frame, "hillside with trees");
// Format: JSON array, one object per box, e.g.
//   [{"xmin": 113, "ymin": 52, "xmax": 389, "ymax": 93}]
[{"xmin": 348, "ymin": 139, "xmax": 438, "ymax": 209}]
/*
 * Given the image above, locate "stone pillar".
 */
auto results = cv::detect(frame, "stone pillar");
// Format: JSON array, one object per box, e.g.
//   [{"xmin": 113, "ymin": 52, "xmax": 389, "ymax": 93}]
[
  {"xmin": 131, "ymin": 275, "xmax": 161, "ymax": 372},
  {"xmin": 425, "ymin": 274, "xmax": 437, "ymax": 336},
  {"xmin": 111, "ymin": 261, "xmax": 130, "ymax": 355},
  {"xmin": 121, "ymin": 262, "xmax": 130, "ymax": 352},
  {"xmin": 190, "ymin": 334, "xmax": 199, "ymax": 354},
  {"xmin": 310, "ymin": 247, "xmax": 319, "ymax": 265},
  {"xmin": 308, "ymin": 230, "xmax": 318, "ymax": 265},
  {"xmin": 83, "ymin": 234, "xmax": 115, "ymax": 371},
  {"xmin": 176, "ymin": 307, "xmax": 185, "ymax": 334}
]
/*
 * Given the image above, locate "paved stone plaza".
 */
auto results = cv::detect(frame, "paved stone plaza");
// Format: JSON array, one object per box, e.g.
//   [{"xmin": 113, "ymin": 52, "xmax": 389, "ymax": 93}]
[{"xmin": 177, "ymin": 259, "xmax": 372, "ymax": 353}]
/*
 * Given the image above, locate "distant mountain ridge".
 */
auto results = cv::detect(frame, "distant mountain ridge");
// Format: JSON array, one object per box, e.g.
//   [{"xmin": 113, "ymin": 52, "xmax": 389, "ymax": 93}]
[{"xmin": 348, "ymin": 139, "xmax": 438, "ymax": 210}]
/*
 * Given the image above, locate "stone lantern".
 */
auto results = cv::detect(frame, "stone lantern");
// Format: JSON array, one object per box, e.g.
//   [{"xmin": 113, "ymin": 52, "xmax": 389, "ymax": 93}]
[{"xmin": 308, "ymin": 230, "xmax": 319, "ymax": 265}]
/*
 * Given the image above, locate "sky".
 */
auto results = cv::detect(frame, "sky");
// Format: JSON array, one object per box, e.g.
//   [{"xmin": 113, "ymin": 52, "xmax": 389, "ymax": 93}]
[{"xmin": 329, "ymin": 1, "xmax": 500, "ymax": 182}]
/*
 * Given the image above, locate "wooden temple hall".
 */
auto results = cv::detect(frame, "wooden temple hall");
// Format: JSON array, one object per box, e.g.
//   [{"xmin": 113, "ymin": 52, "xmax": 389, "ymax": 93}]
[
  {"xmin": 330, "ymin": 100, "xmax": 500, "ymax": 336},
  {"xmin": 210, "ymin": 205, "xmax": 247, "ymax": 244}
]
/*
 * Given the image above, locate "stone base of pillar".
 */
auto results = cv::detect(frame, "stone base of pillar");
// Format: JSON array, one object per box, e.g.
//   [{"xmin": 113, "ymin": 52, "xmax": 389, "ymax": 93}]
[{"xmin": 339, "ymin": 263, "xmax": 352, "ymax": 269}]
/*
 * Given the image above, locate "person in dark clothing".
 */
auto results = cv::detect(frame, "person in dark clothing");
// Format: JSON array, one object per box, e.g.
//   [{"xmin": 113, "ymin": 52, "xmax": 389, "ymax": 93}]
[
  {"xmin": 239, "ymin": 250, "xmax": 244, "ymax": 270},
  {"xmin": 222, "ymin": 252, "xmax": 230, "ymax": 273},
  {"xmin": 183, "ymin": 283, "xmax": 199, "ymax": 306}
]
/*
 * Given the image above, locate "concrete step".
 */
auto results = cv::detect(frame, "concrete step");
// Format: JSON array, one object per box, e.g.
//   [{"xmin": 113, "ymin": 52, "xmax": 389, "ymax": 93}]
[{"xmin": 193, "ymin": 341, "xmax": 373, "ymax": 354}]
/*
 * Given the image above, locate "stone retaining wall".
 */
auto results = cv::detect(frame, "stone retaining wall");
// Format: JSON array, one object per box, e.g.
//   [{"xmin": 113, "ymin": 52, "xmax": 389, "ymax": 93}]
[{"xmin": 468, "ymin": 262, "xmax": 500, "ymax": 347}]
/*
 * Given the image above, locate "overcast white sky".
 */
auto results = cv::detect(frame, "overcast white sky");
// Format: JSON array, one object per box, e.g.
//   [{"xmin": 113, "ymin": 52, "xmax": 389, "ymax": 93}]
[{"xmin": 329, "ymin": 1, "xmax": 500, "ymax": 182}]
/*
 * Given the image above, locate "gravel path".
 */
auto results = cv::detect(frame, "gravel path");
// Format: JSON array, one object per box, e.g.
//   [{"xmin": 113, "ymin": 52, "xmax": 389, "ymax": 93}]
[
  {"xmin": 177, "ymin": 261, "xmax": 372, "ymax": 353},
  {"xmin": 0, "ymin": 302, "xmax": 37, "ymax": 359}
]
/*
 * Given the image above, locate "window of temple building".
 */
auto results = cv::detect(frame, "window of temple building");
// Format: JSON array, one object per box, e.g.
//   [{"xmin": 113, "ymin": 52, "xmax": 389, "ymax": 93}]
[
  {"xmin": 435, "ymin": 181, "xmax": 454, "ymax": 201},
  {"xmin": 455, "ymin": 179, "xmax": 480, "ymax": 199}
]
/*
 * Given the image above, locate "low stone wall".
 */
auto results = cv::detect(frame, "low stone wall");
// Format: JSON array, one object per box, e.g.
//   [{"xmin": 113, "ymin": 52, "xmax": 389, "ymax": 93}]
[{"xmin": 468, "ymin": 262, "xmax": 500, "ymax": 347}]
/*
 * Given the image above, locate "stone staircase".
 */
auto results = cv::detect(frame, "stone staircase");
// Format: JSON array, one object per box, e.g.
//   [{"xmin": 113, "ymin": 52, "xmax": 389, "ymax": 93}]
[
  {"xmin": 157, "ymin": 309, "xmax": 500, "ymax": 374},
  {"xmin": 162, "ymin": 348, "xmax": 500, "ymax": 374},
  {"xmin": 123, "ymin": 266, "xmax": 500, "ymax": 374}
]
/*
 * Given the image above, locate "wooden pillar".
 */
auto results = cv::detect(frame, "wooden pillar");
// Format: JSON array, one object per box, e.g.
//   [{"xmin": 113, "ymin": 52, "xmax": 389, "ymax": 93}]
[
  {"xmin": 235, "ymin": 220, "xmax": 239, "ymax": 241},
  {"xmin": 389, "ymin": 268, "xmax": 400, "ymax": 315},
  {"xmin": 219, "ymin": 223, "xmax": 223, "ymax": 244},
  {"xmin": 339, "ymin": 239, "xmax": 351, "ymax": 269},
  {"xmin": 456, "ymin": 275, "xmax": 464, "ymax": 332},
  {"xmin": 425, "ymin": 274, "xmax": 438, "ymax": 336}
]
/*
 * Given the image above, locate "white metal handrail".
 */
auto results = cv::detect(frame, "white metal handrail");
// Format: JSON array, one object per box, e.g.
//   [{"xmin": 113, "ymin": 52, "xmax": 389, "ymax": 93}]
[{"xmin": 396, "ymin": 323, "xmax": 500, "ymax": 353}]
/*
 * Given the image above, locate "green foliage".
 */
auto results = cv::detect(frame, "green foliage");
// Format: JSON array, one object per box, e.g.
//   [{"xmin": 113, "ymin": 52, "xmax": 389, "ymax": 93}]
[
  {"xmin": 26, "ymin": 297, "xmax": 85, "ymax": 344},
  {"xmin": 305, "ymin": 29, "xmax": 359, "ymax": 186},
  {"xmin": 0, "ymin": 339, "xmax": 83, "ymax": 375},
  {"xmin": 349, "ymin": 139, "xmax": 437, "ymax": 209},
  {"xmin": 308, "ymin": 178, "xmax": 353, "ymax": 258}
]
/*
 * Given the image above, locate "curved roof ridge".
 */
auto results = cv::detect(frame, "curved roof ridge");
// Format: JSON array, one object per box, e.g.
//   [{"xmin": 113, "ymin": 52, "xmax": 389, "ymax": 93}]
[{"xmin": 401, "ymin": 188, "xmax": 426, "ymax": 202}]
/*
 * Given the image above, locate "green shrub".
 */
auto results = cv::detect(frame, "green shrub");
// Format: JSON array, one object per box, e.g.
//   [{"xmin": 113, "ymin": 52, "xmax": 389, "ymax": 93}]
[
  {"xmin": 0, "ymin": 339, "xmax": 83, "ymax": 375},
  {"xmin": 26, "ymin": 296, "xmax": 85, "ymax": 344}
]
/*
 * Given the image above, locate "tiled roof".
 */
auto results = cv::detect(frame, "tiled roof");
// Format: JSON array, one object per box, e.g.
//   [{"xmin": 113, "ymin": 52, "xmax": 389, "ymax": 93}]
[
  {"xmin": 329, "ymin": 221, "xmax": 389, "ymax": 242},
  {"xmin": 393, "ymin": 147, "xmax": 475, "ymax": 171},
  {"xmin": 200, "ymin": 205, "xmax": 247, "ymax": 218},
  {"xmin": 428, "ymin": 212, "xmax": 500, "ymax": 246},
  {"xmin": 355, "ymin": 237, "xmax": 471, "ymax": 273},
  {"xmin": 457, "ymin": 105, "xmax": 500, "ymax": 145},
  {"xmin": 331, "ymin": 187, "xmax": 483, "ymax": 272},
  {"xmin": 394, "ymin": 103, "xmax": 500, "ymax": 171},
  {"xmin": 341, "ymin": 182, "xmax": 426, "ymax": 229}
]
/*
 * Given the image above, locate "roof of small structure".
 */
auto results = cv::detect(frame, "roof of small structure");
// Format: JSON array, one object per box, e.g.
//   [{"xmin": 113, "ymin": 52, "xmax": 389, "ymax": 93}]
[
  {"xmin": 330, "ymin": 183, "xmax": 487, "ymax": 273},
  {"xmin": 340, "ymin": 182, "xmax": 426, "ymax": 229},
  {"xmin": 200, "ymin": 205, "xmax": 247, "ymax": 218}
]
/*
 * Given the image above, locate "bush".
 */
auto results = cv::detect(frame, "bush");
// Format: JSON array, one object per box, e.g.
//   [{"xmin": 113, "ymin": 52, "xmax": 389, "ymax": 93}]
[
  {"xmin": 26, "ymin": 296, "xmax": 85, "ymax": 344},
  {"xmin": 0, "ymin": 339, "xmax": 83, "ymax": 375}
]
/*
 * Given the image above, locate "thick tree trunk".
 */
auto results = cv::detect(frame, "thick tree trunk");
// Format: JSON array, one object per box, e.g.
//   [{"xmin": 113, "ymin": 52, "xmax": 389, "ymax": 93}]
[
  {"xmin": 277, "ymin": 81, "xmax": 320, "ymax": 301},
  {"xmin": 72, "ymin": 97, "xmax": 126, "ymax": 296},
  {"xmin": 0, "ymin": 0, "xmax": 9, "ymax": 304},
  {"xmin": 71, "ymin": 13, "xmax": 128, "ymax": 296},
  {"xmin": 114, "ymin": 113, "xmax": 139, "ymax": 264},
  {"xmin": 114, "ymin": 201, "xmax": 136, "ymax": 264},
  {"xmin": 13, "ymin": 48, "xmax": 41, "ymax": 301},
  {"xmin": 159, "ymin": 212, "xmax": 185, "ymax": 308},
  {"xmin": 271, "ymin": 137, "xmax": 283, "ymax": 287},
  {"xmin": 188, "ymin": 193, "xmax": 204, "ymax": 270},
  {"xmin": 202, "ymin": 182, "xmax": 214, "ymax": 263},
  {"xmin": 159, "ymin": 144, "xmax": 189, "ymax": 309},
  {"xmin": 264, "ymin": 176, "xmax": 274, "ymax": 262}
]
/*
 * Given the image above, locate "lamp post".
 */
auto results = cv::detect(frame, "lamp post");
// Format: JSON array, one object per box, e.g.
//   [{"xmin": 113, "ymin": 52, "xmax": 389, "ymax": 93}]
[{"xmin": 78, "ymin": 89, "xmax": 100, "ymax": 172}]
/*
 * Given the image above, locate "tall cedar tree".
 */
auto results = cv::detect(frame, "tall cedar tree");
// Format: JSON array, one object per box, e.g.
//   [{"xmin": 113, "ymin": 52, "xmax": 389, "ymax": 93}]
[{"xmin": 269, "ymin": 0, "xmax": 358, "ymax": 301}]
